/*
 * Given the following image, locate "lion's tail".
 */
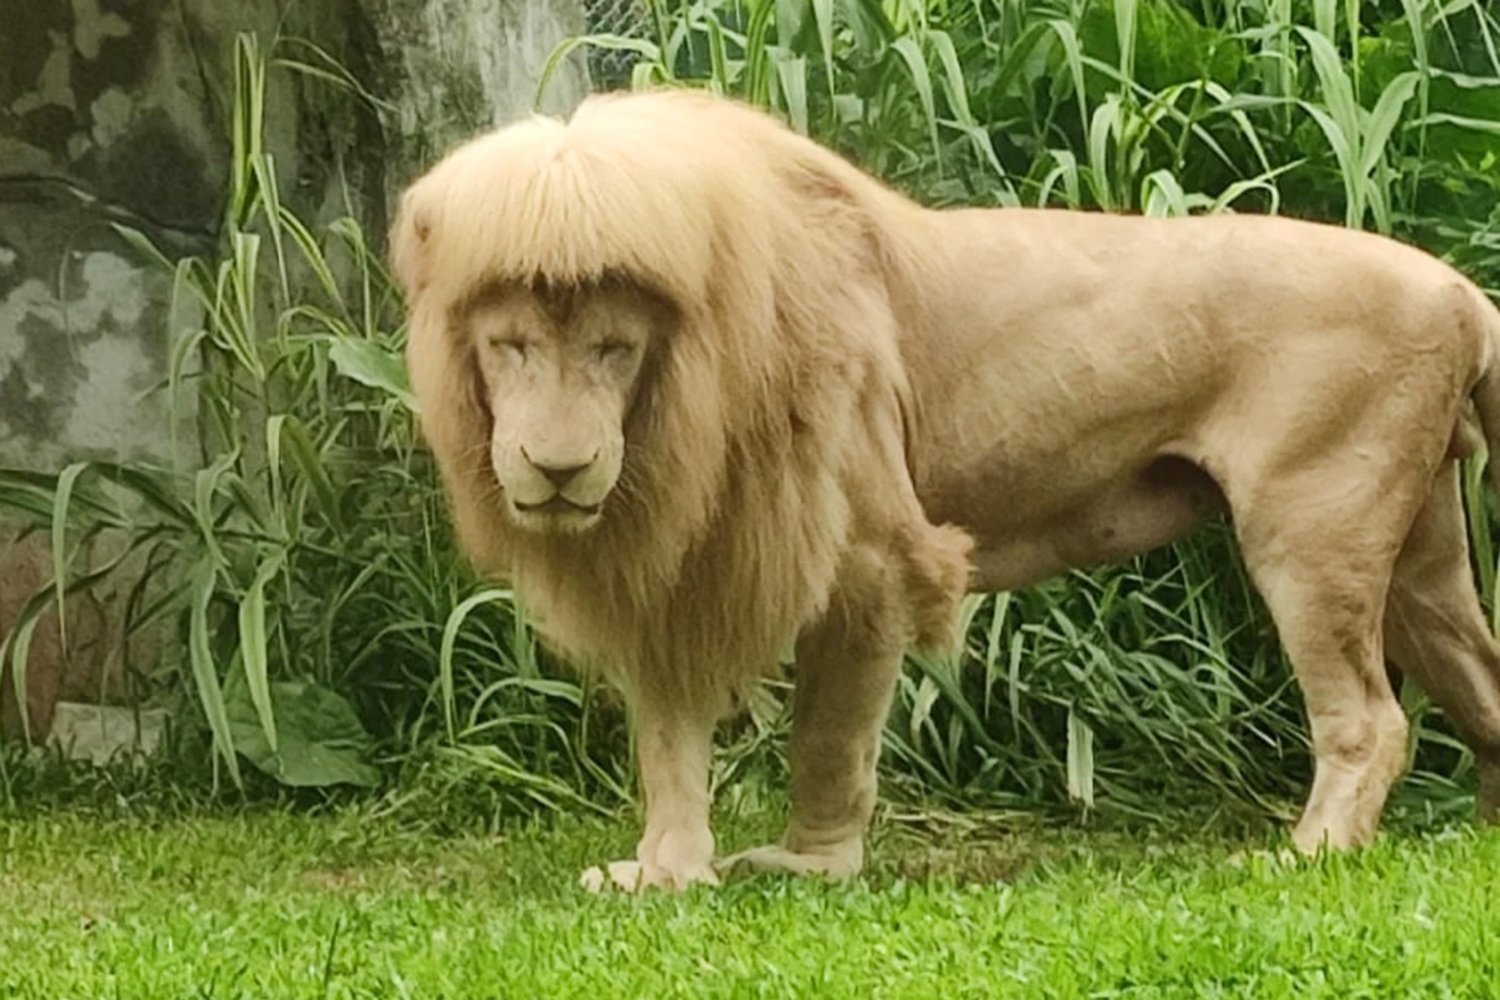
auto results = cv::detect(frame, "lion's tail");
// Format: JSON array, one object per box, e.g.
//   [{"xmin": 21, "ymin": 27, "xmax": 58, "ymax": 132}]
[{"xmin": 1469, "ymin": 289, "xmax": 1500, "ymax": 499}]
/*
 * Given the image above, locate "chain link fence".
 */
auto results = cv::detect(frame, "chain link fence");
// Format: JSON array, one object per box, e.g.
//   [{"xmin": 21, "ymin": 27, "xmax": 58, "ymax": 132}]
[{"xmin": 581, "ymin": 0, "xmax": 651, "ymax": 88}]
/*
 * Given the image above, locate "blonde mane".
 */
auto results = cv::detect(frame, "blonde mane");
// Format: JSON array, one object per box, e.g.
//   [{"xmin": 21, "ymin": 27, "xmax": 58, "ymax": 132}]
[{"xmin": 392, "ymin": 90, "xmax": 968, "ymax": 712}]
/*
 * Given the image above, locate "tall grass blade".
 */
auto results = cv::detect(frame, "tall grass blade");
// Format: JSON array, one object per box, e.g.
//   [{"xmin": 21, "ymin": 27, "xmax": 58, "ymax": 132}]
[
  {"xmin": 1066, "ymin": 708, "xmax": 1095, "ymax": 809},
  {"xmin": 238, "ymin": 551, "xmax": 285, "ymax": 754},
  {"xmin": 188, "ymin": 558, "xmax": 242, "ymax": 787},
  {"xmin": 890, "ymin": 36, "xmax": 942, "ymax": 169},
  {"xmin": 49, "ymin": 462, "xmax": 92, "ymax": 649},
  {"xmin": 0, "ymin": 616, "xmax": 39, "ymax": 744},
  {"xmin": 439, "ymin": 589, "xmax": 516, "ymax": 744}
]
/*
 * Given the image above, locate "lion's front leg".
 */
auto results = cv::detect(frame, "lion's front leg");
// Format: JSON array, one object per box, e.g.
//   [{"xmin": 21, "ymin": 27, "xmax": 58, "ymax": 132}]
[
  {"xmin": 721, "ymin": 547, "xmax": 907, "ymax": 881},
  {"xmin": 580, "ymin": 695, "xmax": 719, "ymax": 893}
]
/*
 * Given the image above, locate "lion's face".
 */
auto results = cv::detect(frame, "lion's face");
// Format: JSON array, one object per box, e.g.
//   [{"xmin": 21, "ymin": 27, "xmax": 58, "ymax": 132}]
[{"xmin": 465, "ymin": 281, "xmax": 657, "ymax": 535}]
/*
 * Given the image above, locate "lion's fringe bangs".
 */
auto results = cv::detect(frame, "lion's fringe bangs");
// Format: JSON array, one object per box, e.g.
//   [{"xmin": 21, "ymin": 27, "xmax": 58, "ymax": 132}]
[{"xmin": 393, "ymin": 92, "xmax": 831, "ymax": 308}]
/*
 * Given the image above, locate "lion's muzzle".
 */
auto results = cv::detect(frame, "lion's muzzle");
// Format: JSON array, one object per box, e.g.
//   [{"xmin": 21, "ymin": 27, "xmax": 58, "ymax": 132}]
[
  {"xmin": 522, "ymin": 447, "xmax": 598, "ymax": 492},
  {"xmin": 495, "ymin": 436, "xmax": 621, "ymax": 534}
]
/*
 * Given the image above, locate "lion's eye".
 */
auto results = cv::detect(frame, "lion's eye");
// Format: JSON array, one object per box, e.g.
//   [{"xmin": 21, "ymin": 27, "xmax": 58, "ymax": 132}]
[
  {"xmin": 595, "ymin": 340, "xmax": 636, "ymax": 363},
  {"xmin": 488, "ymin": 336, "xmax": 529, "ymax": 361}
]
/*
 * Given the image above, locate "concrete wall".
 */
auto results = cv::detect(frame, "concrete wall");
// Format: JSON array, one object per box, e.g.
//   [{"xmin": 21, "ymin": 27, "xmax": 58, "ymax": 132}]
[{"xmin": 0, "ymin": 0, "xmax": 590, "ymax": 738}]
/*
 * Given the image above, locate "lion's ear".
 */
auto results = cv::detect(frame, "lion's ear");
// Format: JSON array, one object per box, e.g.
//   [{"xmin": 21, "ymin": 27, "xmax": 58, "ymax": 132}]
[{"xmin": 390, "ymin": 184, "xmax": 434, "ymax": 300}]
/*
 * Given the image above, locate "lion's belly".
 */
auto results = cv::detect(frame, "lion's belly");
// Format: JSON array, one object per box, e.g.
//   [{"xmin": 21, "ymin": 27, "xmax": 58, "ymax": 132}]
[{"xmin": 956, "ymin": 455, "xmax": 1227, "ymax": 593}]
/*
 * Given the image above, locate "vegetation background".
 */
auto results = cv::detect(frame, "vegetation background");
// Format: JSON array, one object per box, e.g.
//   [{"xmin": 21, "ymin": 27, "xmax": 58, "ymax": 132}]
[{"xmin": 3, "ymin": 0, "xmax": 1500, "ymax": 840}]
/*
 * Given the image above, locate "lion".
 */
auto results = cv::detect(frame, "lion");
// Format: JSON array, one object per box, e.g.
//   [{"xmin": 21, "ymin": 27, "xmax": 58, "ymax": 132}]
[{"xmin": 392, "ymin": 88, "xmax": 1500, "ymax": 891}]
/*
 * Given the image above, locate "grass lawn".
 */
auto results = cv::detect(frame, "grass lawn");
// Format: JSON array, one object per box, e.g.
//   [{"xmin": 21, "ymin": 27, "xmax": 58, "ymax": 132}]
[{"xmin": 3, "ymin": 806, "xmax": 1498, "ymax": 999}]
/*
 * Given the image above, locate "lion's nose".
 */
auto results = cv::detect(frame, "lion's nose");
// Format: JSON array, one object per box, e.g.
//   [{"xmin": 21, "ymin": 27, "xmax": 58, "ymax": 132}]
[{"xmin": 523, "ymin": 448, "xmax": 594, "ymax": 489}]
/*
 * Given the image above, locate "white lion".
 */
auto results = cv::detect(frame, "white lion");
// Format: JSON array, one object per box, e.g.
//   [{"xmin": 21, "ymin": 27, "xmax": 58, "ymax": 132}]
[{"xmin": 394, "ymin": 89, "xmax": 1500, "ymax": 891}]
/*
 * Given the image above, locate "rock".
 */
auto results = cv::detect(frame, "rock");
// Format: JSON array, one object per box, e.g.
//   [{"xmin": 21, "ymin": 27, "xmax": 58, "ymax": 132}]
[
  {"xmin": 0, "ymin": 0, "xmax": 591, "ymax": 742},
  {"xmin": 49, "ymin": 700, "xmax": 170, "ymax": 765}
]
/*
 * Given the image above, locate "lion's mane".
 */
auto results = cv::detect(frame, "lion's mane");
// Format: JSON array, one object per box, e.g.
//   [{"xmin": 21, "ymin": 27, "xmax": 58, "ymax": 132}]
[{"xmin": 392, "ymin": 90, "xmax": 971, "ymax": 714}]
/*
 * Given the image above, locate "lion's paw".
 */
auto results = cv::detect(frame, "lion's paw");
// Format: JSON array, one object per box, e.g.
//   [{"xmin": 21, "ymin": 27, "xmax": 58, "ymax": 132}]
[
  {"xmin": 578, "ymin": 859, "xmax": 719, "ymax": 894},
  {"xmin": 717, "ymin": 843, "xmax": 862, "ymax": 880}
]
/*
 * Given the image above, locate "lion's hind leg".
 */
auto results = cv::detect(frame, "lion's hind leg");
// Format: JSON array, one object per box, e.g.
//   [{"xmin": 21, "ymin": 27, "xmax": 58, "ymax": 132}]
[
  {"xmin": 1384, "ymin": 460, "xmax": 1500, "ymax": 820},
  {"xmin": 1232, "ymin": 471, "xmax": 1421, "ymax": 854}
]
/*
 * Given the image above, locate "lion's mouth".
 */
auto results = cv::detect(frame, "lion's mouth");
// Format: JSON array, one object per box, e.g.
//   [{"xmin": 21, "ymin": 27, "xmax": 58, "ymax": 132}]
[{"xmin": 513, "ymin": 497, "xmax": 603, "ymax": 517}]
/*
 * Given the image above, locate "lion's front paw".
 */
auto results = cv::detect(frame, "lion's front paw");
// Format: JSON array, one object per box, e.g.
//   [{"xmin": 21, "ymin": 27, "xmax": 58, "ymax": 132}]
[
  {"xmin": 717, "ymin": 841, "xmax": 863, "ymax": 880},
  {"xmin": 578, "ymin": 859, "xmax": 720, "ymax": 894}
]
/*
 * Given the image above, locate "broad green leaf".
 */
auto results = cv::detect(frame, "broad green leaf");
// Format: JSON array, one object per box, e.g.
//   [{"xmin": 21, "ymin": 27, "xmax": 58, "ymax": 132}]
[
  {"xmin": 226, "ymin": 679, "xmax": 379, "ymax": 788},
  {"xmin": 1359, "ymin": 71, "xmax": 1421, "ymax": 177},
  {"xmin": 326, "ymin": 338, "xmax": 417, "ymax": 413}
]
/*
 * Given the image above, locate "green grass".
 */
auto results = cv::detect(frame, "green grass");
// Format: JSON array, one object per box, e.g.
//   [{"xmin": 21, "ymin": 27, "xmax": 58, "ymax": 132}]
[{"xmin": 5, "ymin": 808, "xmax": 1499, "ymax": 998}]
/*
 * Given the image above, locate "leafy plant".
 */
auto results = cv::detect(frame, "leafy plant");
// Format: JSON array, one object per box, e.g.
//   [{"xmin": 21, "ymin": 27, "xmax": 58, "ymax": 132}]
[
  {"xmin": 7, "ymin": 0, "xmax": 1500, "ymax": 830},
  {"xmin": 0, "ymin": 35, "xmax": 625, "ymax": 808}
]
